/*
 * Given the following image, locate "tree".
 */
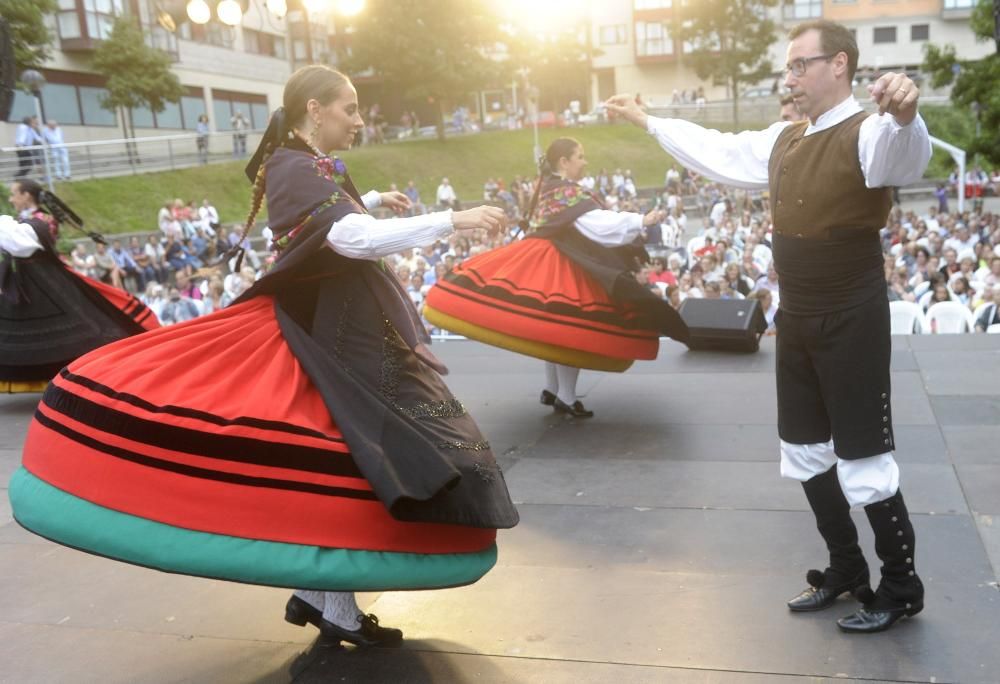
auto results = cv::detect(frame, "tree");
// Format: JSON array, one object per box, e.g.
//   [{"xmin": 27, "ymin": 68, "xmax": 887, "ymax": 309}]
[
  {"xmin": 345, "ymin": 0, "xmax": 506, "ymax": 140},
  {"xmin": 0, "ymin": 0, "xmax": 58, "ymax": 87},
  {"xmin": 922, "ymin": 0, "xmax": 1000, "ymax": 166},
  {"xmin": 91, "ymin": 15, "xmax": 183, "ymax": 160},
  {"xmin": 675, "ymin": 0, "xmax": 779, "ymax": 128},
  {"xmin": 506, "ymin": 29, "xmax": 600, "ymax": 114}
]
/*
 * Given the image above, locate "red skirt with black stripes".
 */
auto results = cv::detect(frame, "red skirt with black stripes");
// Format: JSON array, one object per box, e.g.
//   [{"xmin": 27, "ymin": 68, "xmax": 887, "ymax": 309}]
[
  {"xmin": 425, "ymin": 238, "xmax": 659, "ymax": 361},
  {"xmin": 70, "ymin": 270, "xmax": 161, "ymax": 332},
  {"xmin": 11, "ymin": 296, "xmax": 498, "ymax": 590}
]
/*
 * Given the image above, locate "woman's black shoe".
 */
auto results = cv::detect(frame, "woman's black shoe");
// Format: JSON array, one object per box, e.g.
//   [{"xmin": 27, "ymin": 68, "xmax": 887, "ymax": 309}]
[
  {"xmin": 553, "ymin": 398, "xmax": 594, "ymax": 418},
  {"xmin": 319, "ymin": 613, "xmax": 404, "ymax": 647},
  {"xmin": 284, "ymin": 594, "xmax": 323, "ymax": 627},
  {"xmin": 540, "ymin": 389, "xmax": 557, "ymax": 406}
]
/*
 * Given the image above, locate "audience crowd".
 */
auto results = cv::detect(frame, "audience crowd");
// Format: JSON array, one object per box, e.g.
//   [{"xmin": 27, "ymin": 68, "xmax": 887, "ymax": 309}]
[{"xmin": 53, "ymin": 172, "xmax": 999, "ymax": 335}]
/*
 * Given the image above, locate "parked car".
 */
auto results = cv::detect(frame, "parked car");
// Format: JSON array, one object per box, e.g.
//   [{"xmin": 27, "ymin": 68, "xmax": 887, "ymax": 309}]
[
  {"xmin": 577, "ymin": 105, "xmax": 606, "ymax": 126},
  {"xmin": 740, "ymin": 86, "xmax": 777, "ymax": 100}
]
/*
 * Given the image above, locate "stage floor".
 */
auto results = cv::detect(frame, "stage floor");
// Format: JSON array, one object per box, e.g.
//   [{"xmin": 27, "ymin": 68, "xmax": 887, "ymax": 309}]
[{"xmin": 2, "ymin": 333, "xmax": 999, "ymax": 683}]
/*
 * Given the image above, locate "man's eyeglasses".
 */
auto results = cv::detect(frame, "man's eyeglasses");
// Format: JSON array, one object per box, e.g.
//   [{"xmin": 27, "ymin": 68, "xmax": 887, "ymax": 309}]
[{"xmin": 784, "ymin": 54, "xmax": 836, "ymax": 77}]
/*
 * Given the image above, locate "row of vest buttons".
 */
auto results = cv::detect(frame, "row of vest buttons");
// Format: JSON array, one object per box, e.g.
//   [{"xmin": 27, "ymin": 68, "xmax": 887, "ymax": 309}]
[{"xmin": 776, "ymin": 199, "xmax": 805, "ymax": 206}]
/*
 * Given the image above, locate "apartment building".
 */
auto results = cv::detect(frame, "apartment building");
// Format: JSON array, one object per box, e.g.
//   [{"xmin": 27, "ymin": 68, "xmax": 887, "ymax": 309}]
[
  {"xmin": 0, "ymin": 0, "xmax": 352, "ymax": 145},
  {"xmin": 589, "ymin": 0, "xmax": 992, "ymax": 107}
]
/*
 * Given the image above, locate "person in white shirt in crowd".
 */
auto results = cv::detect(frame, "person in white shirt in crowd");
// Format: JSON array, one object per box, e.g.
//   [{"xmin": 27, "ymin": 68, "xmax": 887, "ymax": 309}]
[
  {"xmin": 199, "ymin": 199, "xmax": 220, "ymax": 235},
  {"xmin": 606, "ymin": 18, "xmax": 931, "ymax": 634},
  {"xmin": 42, "ymin": 120, "xmax": 71, "ymax": 180},
  {"xmin": 436, "ymin": 177, "xmax": 458, "ymax": 209},
  {"xmin": 944, "ymin": 222, "xmax": 979, "ymax": 254},
  {"xmin": 579, "ymin": 172, "xmax": 596, "ymax": 191},
  {"xmin": 611, "ymin": 168, "xmax": 625, "ymax": 194}
]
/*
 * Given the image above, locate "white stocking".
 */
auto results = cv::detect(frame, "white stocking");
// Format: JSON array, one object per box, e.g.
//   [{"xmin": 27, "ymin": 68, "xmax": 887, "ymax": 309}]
[
  {"xmin": 555, "ymin": 364, "xmax": 580, "ymax": 405},
  {"xmin": 321, "ymin": 591, "xmax": 362, "ymax": 630},
  {"xmin": 292, "ymin": 589, "xmax": 324, "ymax": 611},
  {"xmin": 544, "ymin": 362, "xmax": 559, "ymax": 394}
]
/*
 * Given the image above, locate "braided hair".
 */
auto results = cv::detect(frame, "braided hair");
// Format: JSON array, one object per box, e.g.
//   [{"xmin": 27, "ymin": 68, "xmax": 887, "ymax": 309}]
[{"xmin": 235, "ymin": 65, "xmax": 352, "ymax": 267}]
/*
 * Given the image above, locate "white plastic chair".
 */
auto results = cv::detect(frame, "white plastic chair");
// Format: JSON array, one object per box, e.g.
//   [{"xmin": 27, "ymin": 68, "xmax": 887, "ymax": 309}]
[
  {"xmin": 889, "ymin": 300, "xmax": 926, "ymax": 335},
  {"xmin": 925, "ymin": 301, "xmax": 975, "ymax": 334},
  {"xmin": 987, "ymin": 323, "xmax": 1000, "ymax": 334}
]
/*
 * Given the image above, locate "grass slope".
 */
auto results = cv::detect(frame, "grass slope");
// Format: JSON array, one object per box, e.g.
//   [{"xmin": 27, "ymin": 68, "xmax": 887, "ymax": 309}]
[{"xmin": 51, "ymin": 123, "xmax": 698, "ymax": 235}]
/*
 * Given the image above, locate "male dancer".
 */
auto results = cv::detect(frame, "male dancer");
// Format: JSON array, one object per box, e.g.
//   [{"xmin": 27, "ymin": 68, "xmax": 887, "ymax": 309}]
[{"xmin": 606, "ymin": 19, "xmax": 930, "ymax": 633}]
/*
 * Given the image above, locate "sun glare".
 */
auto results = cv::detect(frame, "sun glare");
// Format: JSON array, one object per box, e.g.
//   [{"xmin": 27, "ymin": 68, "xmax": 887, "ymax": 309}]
[{"xmin": 503, "ymin": 0, "xmax": 579, "ymax": 38}]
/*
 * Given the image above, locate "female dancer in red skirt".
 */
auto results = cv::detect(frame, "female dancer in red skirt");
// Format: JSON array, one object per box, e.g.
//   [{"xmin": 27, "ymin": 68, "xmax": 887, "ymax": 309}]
[
  {"xmin": 425, "ymin": 138, "xmax": 689, "ymax": 418},
  {"xmin": 1, "ymin": 179, "xmax": 158, "ymax": 393},
  {"xmin": 9, "ymin": 66, "xmax": 518, "ymax": 647}
]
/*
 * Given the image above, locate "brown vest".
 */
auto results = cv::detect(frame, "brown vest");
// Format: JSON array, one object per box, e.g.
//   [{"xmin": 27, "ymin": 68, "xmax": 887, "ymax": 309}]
[
  {"xmin": 767, "ymin": 111, "xmax": 891, "ymax": 315},
  {"xmin": 768, "ymin": 111, "xmax": 891, "ymax": 239}
]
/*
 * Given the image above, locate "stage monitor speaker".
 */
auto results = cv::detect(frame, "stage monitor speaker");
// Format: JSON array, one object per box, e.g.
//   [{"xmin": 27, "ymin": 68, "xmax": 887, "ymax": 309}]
[
  {"xmin": 0, "ymin": 19, "xmax": 14, "ymax": 123},
  {"xmin": 679, "ymin": 298, "xmax": 767, "ymax": 352}
]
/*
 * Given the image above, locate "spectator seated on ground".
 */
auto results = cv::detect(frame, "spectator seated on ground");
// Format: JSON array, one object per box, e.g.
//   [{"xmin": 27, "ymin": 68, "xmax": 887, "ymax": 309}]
[
  {"xmin": 159, "ymin": 287, "xmax": 201, "ymax": 325},
  {"xmin": 974, "ymin": 285, "xmax": 1000, "ymax": 332},
  {"xmin": 109, "ymin": 238, "xmax": 145, "ymax": 291}
]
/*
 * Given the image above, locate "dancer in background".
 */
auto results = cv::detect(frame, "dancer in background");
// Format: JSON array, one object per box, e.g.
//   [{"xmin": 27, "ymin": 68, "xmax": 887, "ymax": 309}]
[
  {"xmin": 606, "ymin": 19, "xmax": 930, "ymax": 633},
  {"xmin": 425, "ymin": 138, "xmax": 688, "ymax": 418},
  {"xmin": 10, "ymin": 66, "xmax": 518, "ymax": 647},
  {"xmin": 1, "ymin": 180, "xmax": 158, "ymax": 393}
]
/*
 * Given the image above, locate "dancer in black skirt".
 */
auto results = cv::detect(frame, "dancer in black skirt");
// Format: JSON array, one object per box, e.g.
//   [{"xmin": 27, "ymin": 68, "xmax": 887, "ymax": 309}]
[{"xmin": 1, "ymin": 179, "xmax": 158, "ymax": 393}]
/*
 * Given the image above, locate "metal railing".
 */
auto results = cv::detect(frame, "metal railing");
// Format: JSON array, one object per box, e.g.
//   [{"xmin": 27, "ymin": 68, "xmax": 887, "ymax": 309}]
[{"xmin": 1, "ymin": 129, "xmax": 266, "ymax": 186}]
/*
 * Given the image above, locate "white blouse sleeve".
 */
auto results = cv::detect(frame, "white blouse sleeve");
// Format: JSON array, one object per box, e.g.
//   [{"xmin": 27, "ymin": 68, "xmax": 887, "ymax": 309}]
[
  {"xmin": 0, "ymin": 215, "xmax": 44, "ymax": 257},
  {"xmin": 857, "ymin": 113, "xmax": 932, "ymax": 188},
  {"xmin": 326, "ymin": 210, "xmax": 454, "ymax": 260},
  {"xmin": 361, "ymin": 190, "xmax": 382, "ymax": 211},
  {"xmin": 646, "ymin": 116, "xmax": 788, "ymax": 190},
  {"xmin": 574, "ymin": 209, "xmax": 644, "ymax": 247}
]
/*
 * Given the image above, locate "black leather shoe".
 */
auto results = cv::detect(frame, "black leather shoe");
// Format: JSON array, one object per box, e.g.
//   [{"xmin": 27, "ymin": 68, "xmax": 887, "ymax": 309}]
[
  {"xmin": 285, "ymin": 594, "xmax": 323, "ymax": 627},
  {"xmin": 837, "ymin": 600, "xmax": 923, "ymax": 633},
  {"xmin": 540, "ymin": 389, "xmax": 556, "ymax": 406},
  {"xmin": 787, "ymin": 568, "xmax": 870, "ymax": 612},
  {"xmin": 319, "ymin": 613, "xmax": 403, "ymax": 647},
  {"xmin": 553, "ymin": 398, "xmax": 594, "ymax": 418}
]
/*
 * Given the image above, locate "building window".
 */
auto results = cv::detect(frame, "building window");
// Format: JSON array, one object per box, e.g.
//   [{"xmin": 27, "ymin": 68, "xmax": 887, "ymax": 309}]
[
  {"xmin": 943, "ymin": 0, "xmax": 974, "ymax": 7},
  {"xmin": 157, "ymin": 101, "xmax": 183, "ymax": 129},
  {"xmin": 56, "ymin": 0, "xmax": 82, "ymax": 40},
  {"xmin": 245, "ymin": 28, "xmax": 283, "ymax": 57},
  {"xmin": 910, "ymin": 24, "xmax": 929, "ymax": 41},
  {"xmin": 873, "ymin": 26, "xmax": 897, "ymax": 44},
  {"xmin": 635, "ymin": 21, "xmax": 673, "ymax": 56},
  {"xmin": 212, "ymin": 91, "xmax": 268, "ymax": 130},
  {"xmin": 43, "ymin": 84, "xmax": 84, "ymax": 125},
  {"xmin": 79, "ymin": 86, "xmax": 117, "ymax": 126},
  {"xmin": 635, "ymin": 0, "xmax": 671, "ymax": 8},
  {"xmin": 188, "ymin": 22, "xmax": 230, "ymax": 48},
  {"xmin": 180, "ymin": 96, "xmax": 206, "ymax": 130},
  {"xmin": 599, "ymin": 25, "xmax": 627, "ymax": 46},
  {"xmin": 83, "ymin": 0, "xmax": 125, "ymax": 41},
  {"xmin": 783, "ymin": 0, "xmax": 821, "ymax": 20}
]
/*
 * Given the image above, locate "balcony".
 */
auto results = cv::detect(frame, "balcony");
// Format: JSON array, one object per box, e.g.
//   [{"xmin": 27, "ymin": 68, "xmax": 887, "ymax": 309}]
[{"xmin": 56, "ymin": 0, "xmax": 127, "ymax": 52}]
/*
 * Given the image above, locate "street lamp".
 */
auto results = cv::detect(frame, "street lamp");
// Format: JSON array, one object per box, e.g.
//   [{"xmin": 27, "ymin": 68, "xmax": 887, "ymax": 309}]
[{"xmin": 20, "ymin": 69, "xmax": 53, "ymax": 192}]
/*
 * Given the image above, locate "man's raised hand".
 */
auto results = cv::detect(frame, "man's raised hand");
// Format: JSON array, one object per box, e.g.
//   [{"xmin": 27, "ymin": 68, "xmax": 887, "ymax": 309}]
[{"xmin": 603, "ymin": 94, "xmax": 649, "ymax": 130}]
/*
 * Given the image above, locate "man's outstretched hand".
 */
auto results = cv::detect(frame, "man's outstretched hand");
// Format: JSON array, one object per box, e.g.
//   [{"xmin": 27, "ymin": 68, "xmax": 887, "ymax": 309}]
[
  {"xmin": 868, "ymin": 72, "xmax": 920, "ymax": 127},
  {"xmin": 604, "ymin": 94, "xmax": 649, "ymax": 130}
]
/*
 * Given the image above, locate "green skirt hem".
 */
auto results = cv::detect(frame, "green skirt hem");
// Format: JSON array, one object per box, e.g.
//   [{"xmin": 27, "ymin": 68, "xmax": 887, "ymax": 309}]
[{"xmin": 8, "ymin": 467, "xmax": 497, "ymax": 591}]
